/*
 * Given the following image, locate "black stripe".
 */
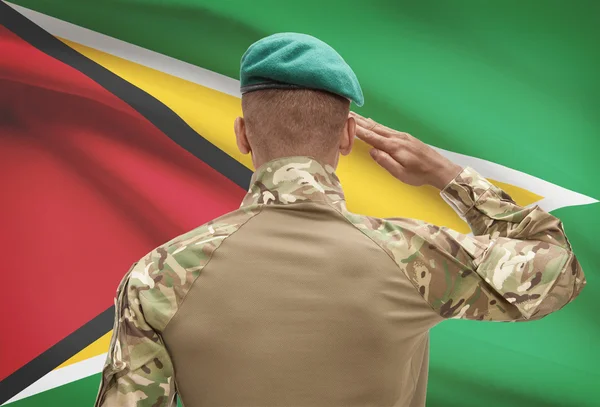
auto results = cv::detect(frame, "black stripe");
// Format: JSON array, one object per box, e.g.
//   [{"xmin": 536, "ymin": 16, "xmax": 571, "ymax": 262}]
[
  {"xmin": 0, "ymin": 1, "xmax": 252, "ymax": 191},
  {"xmin": 0, "ymin": 2, "xmax": 253, "ymax": 402},
  {"xmin": 0, "ymin": 307, "xmax": 114, "ymax": 404}
]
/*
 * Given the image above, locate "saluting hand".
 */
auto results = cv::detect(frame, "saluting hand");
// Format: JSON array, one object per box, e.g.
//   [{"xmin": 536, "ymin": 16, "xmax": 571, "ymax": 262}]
[{"xmin": 350, "ymin": 112, "xmax": 463, "ymax": 190}]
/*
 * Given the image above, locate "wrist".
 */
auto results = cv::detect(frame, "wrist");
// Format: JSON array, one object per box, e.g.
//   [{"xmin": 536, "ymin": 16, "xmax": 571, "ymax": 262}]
[{"xmin": 429, "ymin": 163, "xmax": 463, "ymax": 190}]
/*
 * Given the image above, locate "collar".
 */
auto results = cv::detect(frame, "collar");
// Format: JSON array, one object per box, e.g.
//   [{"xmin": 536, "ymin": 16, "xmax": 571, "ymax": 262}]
[{"xmin": 240, "ymin": 156, "xmax": 346, "ymax": 210}]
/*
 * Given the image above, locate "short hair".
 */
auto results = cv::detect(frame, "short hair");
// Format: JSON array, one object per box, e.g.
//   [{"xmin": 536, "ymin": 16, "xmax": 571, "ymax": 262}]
[{"xmin": 241, "ymin": 89, "xmax": 350, "ymax": 160}]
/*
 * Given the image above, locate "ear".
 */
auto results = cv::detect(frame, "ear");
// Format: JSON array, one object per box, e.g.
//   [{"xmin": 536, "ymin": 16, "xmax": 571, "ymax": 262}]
[
  {"xmin": 339, "ymin": 115, "xmax": 356, "ymax": 156},
  {"xmin": 234, "ymin": 117, "xmax": 251, "ymax": 155}
]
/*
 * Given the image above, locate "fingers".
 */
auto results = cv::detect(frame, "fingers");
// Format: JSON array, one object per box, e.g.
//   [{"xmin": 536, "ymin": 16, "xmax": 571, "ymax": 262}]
[
  {"xmin": 369, "ymin": 148, "xmax": 405, "ymax": 180},
  {"xmin": 355, "ymin": 124, "xmax": 400, "ymax": 152},
  {"xmin": 350, "ymin": 112, "xmax": 382, "ymax": 134},
  {"xmin": 350, "ymin": 111, "xmax": 412, "ymax": 141}
]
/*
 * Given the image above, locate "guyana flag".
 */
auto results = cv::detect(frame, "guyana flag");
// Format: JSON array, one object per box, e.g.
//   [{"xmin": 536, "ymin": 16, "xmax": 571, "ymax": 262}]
[{"xmin": 1, "ymin": 1, "xmax": 598, "ymax": 406}]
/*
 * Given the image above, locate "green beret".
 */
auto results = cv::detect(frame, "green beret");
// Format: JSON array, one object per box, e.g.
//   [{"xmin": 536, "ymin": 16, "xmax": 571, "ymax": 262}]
[{"xmin": 240, "ymin": 33, "xmax": 364, "ymax": 106}]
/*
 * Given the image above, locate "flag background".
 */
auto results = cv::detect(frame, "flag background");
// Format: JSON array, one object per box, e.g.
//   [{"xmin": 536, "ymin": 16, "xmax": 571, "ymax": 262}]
[{"xmin": 1, "ymin": 1, "xmax": 598, "ymax": 406}]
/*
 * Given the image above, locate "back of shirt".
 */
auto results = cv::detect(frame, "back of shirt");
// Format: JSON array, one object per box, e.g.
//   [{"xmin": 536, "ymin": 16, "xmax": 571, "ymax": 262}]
[
  {"xmin": 95, "ymin": 157, "xmax": 585, "ymax": 407},
  {"xmin": 164, "ymin": 202, "xmax": 439, "ymax": 407}
]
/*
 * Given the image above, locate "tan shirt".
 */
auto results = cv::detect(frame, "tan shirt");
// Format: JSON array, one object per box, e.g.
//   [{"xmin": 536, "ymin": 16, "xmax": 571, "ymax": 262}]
[{"xmin": 95, "ymin": 156, "xmax": 585, "ymax": 407}]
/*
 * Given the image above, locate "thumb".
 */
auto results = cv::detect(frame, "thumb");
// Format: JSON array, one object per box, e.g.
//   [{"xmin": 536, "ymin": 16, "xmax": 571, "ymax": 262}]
[{"xmin": 370, "ymin": 149, "xmax": 405, "ymax": 180}]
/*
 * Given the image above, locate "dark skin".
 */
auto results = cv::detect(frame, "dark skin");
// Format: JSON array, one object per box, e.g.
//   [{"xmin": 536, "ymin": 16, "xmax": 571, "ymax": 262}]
[
  {"xmin": 350, "ymin": 112, "xmax": 463, "ymax": 190},
  {"xmin": 234, "ymin": 116, "xmax": 356, "ymax": 170},
  {"xmin": 234, "ymin": 110, "xmax": 463, "ymax": 191}
]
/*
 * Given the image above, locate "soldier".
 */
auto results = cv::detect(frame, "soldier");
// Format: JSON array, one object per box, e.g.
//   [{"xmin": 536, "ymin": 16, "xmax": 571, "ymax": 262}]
[{"xmin": 95, "ymin": 33, "xmax": 585, "ymax": 407}]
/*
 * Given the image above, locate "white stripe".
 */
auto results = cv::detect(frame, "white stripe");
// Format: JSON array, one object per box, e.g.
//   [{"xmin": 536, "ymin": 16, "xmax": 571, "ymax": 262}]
[
  {"xmin": 5, "ymin": 2, "xmax": 241, "ymax": 98},
  {"xmin": 432, "ymin": 147, "xmax": 598, "ymax": 211},
  {"xmin": 2, "ymin": 354, "xmax": 106, "ymax": 405},
  {"xmin": 7, "ymin": 2, "xmax": 598, "ymax": 210}
]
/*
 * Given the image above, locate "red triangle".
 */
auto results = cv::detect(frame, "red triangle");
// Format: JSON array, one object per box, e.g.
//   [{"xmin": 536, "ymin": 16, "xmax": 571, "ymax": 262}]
[{"xmin": 0, "ymin": 26, "xmax": 245, "ymax": 380}]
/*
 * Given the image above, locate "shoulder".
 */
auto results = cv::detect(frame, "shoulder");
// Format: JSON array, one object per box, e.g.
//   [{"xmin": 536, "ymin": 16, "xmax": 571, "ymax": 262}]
[
  {"xmin": 340, "ymin": 210, "xmax": 422, "ymax": 259},
  {"xmin": 340, "ymin": 209, "xmax": 479, "ymax": 275},
  {"xmin": 343, "ymin": 209, "xmax": 480, "ymax": 259},
  {"xmin": 160, "ymin": 205, "xmax": 262, "ymax": 257},
  {"xmin": 340, "ymin": 209, "xmax": 485, "ymax": 319},
  {"xmin": 342, "ymin": 209, "xmax": 428, "ymax": 244},
  {"xmin": 127, "ymin": 206, "xmax": 262, "ymax": 330}
]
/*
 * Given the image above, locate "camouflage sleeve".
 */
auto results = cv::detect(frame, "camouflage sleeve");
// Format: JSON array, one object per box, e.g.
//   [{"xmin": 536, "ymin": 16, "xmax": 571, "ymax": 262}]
[
  {"xmin": 441, "ymin": 167, "xmax": 573, "ymax": 248},
  {"xmin": 374, "ymin": 167, "xmax": 585, "ymax": 322},
  {"xmin": 94, "ymin": 262, "xmax": 176, "ymax": 407},
  {"xmin": 416, "ymin": 166, "xmax": 586, "ymax": 321}
]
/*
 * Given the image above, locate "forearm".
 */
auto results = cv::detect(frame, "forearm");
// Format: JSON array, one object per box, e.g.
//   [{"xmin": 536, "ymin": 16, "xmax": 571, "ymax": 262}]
[
  {"xmin": 441, "ymin": 167, "xmax": 572, "ymax": 249},
  {"xmin": 435, "ymin": 167, "xmax": 585, "ymax": 320}
]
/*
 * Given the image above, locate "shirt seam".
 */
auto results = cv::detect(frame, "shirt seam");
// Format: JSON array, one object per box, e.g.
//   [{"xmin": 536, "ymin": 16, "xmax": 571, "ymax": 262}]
[
  {"xmin": 325, "ymin": 203, "xmax": 444, "ymax": 322},
  {"xmin": 144, "ymin": 205, "xmax": 265, "ymax": 333}
]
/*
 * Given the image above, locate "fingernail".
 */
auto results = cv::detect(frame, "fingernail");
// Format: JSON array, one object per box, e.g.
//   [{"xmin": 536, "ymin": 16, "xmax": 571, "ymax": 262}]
[{"xmin": 370, "ymin": 149, "xmax": 378, "ymax": 158}]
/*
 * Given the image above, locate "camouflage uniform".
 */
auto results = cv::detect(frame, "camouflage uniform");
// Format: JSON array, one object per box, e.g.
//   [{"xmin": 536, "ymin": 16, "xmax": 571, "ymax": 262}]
[{"xmin": 95, "ymin": 156, "xmax": 585, "ymax": 407}]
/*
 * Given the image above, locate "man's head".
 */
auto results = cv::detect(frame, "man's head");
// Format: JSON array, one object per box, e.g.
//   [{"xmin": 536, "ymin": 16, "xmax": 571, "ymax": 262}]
[
  {"xmin": 235, "ymin": 89, "xmax": 355, "ymax": 168},
  {"xmin": 235, "ymin": 33, "xmax": 363, "ymax": 169}
]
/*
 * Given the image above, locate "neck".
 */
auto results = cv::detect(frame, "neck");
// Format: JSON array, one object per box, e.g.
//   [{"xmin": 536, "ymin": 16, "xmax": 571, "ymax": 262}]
[{"xmin": 252, "ymin": 151, "xmax": 339, "ymax": 170}]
